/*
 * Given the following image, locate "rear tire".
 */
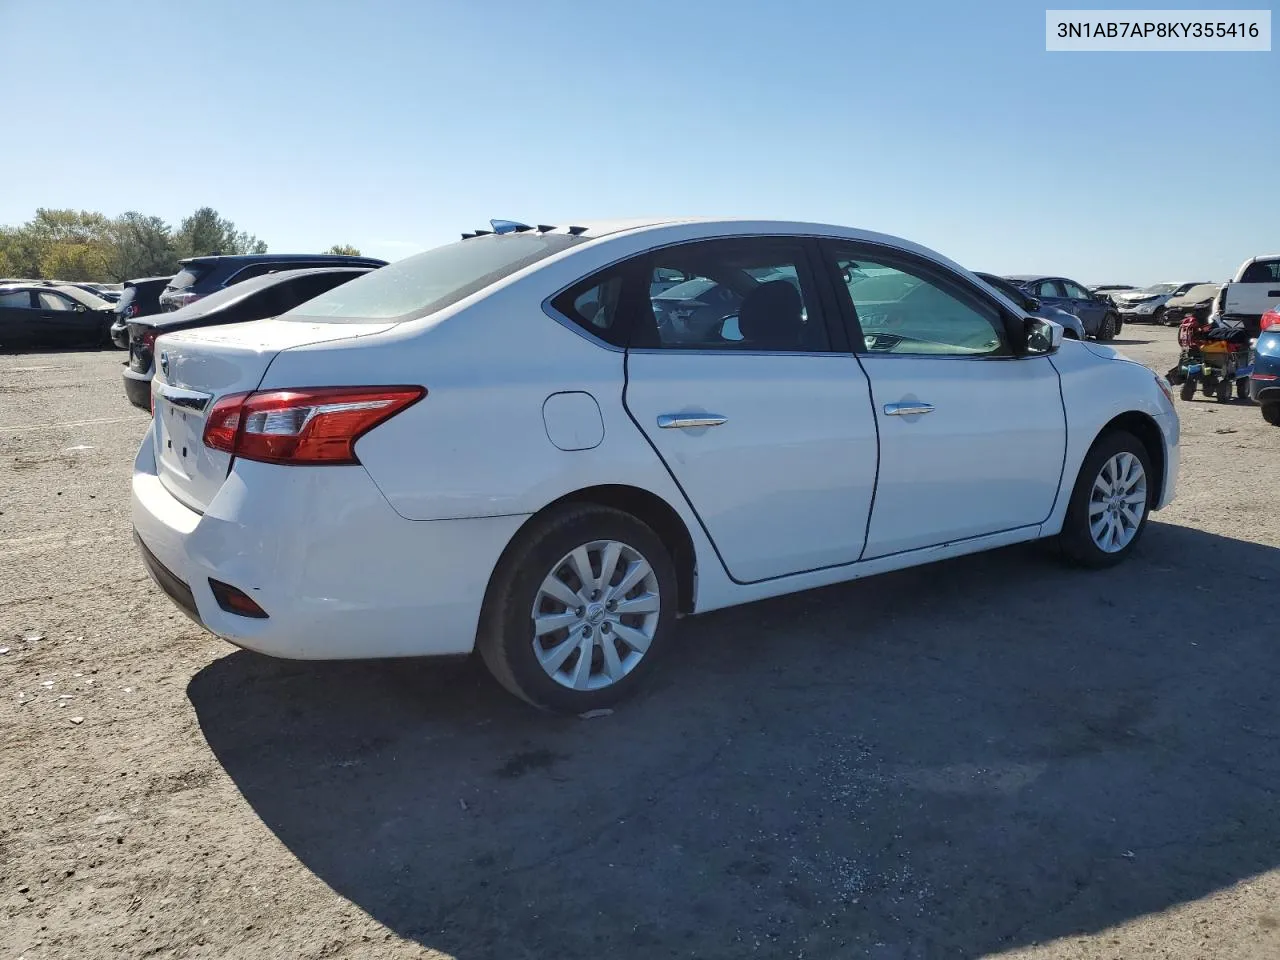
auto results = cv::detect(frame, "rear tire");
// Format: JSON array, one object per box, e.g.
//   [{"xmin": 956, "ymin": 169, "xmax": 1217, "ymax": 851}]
[
  {"xmin": 1179, "ymin": 378, "xmax": 1196, "ymax": 401},
  {"xmin": 1216, "ymin": 379, "xmax": 1232, "ymax": 402},
  {"xmin": 477, "ymin": 504, "xmax": 678, "ymax": 713},
  {"xmin": 1263, "ymin": 402, "xmax": 1280, "ymax": 427},
  {"xmin": 1058, "ymin": 430, "xmax": 1153, "ymax": 569},
  {"xmin": 1237, "ymin": 378, "xmax": 1250, "ymax": 401}
]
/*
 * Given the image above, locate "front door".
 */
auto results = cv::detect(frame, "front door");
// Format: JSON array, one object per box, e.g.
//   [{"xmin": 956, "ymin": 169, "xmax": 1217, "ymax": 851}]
[
  {"xmin": 1062, "ymin": 279, "xmax": 1106, "ymax": 331},
  {"xmin": 824, "ymin": 244, "xmax": 1067, "ymax": 558},
  {"xmin": 621, "ymin": 236, "xmax": 879, "ymax": 583}
]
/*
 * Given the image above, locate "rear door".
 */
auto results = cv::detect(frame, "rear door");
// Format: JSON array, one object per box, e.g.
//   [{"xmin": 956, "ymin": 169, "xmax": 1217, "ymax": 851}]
[
  {"xmin": 620, "ymin": 236, "xmax": 879, "ymax": 583},
  {"xmin": 0, "ymin": 289, "xmax": 37, "ymax": 347},
  {"xmin": 823, "ymin": 243, "xmax": 1066, "ymax": 558}
]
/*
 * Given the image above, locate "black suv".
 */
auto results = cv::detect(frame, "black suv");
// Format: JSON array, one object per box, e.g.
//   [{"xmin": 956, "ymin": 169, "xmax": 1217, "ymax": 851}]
[{"xmin": 158, "ymin": 253, "xmax": 387, "ymax": 312}]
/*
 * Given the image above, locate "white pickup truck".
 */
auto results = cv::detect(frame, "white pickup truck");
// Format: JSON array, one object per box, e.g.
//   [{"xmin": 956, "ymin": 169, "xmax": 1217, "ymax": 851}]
[{"xmin": 1217, "ymin": 255, "xmax": 1280, "ymax": 334}]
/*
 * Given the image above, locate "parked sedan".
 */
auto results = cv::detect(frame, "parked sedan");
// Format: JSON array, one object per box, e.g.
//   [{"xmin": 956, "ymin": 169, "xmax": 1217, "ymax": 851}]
[
  {"xmin": 110, "ymin": 276, "xmax": 173, "ymax": 348},
  {"xmin": 0, "ymin": 283, "xmax": 117, "ymax": 350},
  {"xmin": 1007, "ymin": 275, "xmax": 1121, "ymax": 340},
  {"xmin": 973, "ymin": 272, "xmax": 1086, "ymax": 341},
  {"xmin": 132, "ymin": 219, "xmax": 1179, "ymax": 713},
  {"xmin": 122, "ymin": 267, "xmax": 374, "ymax": 409}
]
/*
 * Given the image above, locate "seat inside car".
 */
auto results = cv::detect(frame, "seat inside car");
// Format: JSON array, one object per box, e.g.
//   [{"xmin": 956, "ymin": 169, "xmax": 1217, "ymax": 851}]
[{"xmin": 738, "ymin": 279, "xmax": 804, "ymax": 350}]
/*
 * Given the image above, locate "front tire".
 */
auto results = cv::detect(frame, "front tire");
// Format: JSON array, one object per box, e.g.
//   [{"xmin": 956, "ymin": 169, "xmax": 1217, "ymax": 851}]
[
  {"xmin": 1179, "ymin": 377, "xmax": 1196, "ymax": 401},
  {"xmin": 1058, "ymin": 431, "xmax": 1153, "ymax": 568},
  {"xmin": 1263, "ymin": 402, "xmax": 1280, "ymax": 427},
  {"xmin": 1097, "ymin": 313, "xmax": 1118, "ymax": 341},
  {"xmin": 477, "ymin": 504, "xmax": 678, "ymax": 713}
]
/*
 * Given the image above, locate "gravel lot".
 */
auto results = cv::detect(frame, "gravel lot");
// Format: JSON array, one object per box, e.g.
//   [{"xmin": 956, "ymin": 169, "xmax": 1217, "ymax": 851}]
[{"xmin": 2, "ymin": 327, "xmax": 1279, "ymax": 960}]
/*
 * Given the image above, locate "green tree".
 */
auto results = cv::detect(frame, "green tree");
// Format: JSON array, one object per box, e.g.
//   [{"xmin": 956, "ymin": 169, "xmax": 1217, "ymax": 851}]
[
  {"xmin": 111, "ymin": 212, "xmax": 178, "ymax": 280},
  {"xmin": 327, "ymin": 244, "xmax": 361, "ymax": 256},
  {"xmin": 20, "ymin": 209, "xmax": 115, "ymax": 280},
  {"xmin": 174, "ymin": 207, "xmax": 267, "ymax": 258}
]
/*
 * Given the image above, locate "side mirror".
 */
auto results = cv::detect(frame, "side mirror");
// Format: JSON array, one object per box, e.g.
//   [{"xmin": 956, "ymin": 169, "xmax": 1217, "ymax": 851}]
[
  {"xmin": 1023, "ymin": 316, "xmax": 1063, "ymax": 355},
  {"xmin": 74, "ymin": 303, "xmax": 87, "ymax": 313},
  {"xmin": 1023, "ymin": 296, "xmax": 1042, "ymax": 312}
]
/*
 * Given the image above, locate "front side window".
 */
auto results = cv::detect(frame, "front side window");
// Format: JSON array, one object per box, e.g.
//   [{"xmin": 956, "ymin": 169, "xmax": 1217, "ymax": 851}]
[
  {"xmin": 637, "ymin": 238, "xmax": 828, "ymax": 352},
  {"xmin": 38, "ymin": 292, "xmax": 73, "ymax": 311},
  {"xmin": 1062, "ymin": 280, "xmax": 1091, "ymax": 299},
  {"xmin": 285, "ymin": 233, "xmax": 584, "ymax": 324},
  {"xmin": 830, "ymin": 248, "xmax": 1007, "ymax": 357},
  {"xmin": 1033, "ymin": 279, "xmax": 1066, "ymax": 299}
]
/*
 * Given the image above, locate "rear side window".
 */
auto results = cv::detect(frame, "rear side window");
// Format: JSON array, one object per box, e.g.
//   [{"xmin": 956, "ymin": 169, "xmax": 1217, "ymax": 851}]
[
  {"xmin": 550, "ymin": 270, "xmax": 629, "ymax": 346},
  {"xmin": 283, "ymin": 234, "xmax": 582, "ymax": 324},
  {"xmin": 168, "ymin": 265, "xmax": 211, "ymax": 291},
  {"xmin": 1241, "ymin": 259, "xmax": 1280, "ymax": 283},
  {"xmin": 0, "ymin": 291, "xmax": 32, "ymax": 308}
]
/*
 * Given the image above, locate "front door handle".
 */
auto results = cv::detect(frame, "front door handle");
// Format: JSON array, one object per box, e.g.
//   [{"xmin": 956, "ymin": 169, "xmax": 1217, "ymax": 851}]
[
  {"xmin": 883, "ymin": 402, "xmax": 934, "ymax": 416},
  {"xmin": 657, "ymin": 414, "xmax": 727, "ymax": 429}
]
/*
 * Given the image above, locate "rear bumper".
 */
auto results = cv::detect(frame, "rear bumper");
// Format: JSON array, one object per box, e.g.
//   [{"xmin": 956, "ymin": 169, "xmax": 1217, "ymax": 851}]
[
  {"xmin": 131, "ymin": 424, "xmax": 528, "ymax": 659},
  {"xmin": 122, "ymin": 368, "xmax": 151, "ymax": 410},
  {"xmin": 1250, "ymin": 379, "xmax": 1280, "ymax": 403}
]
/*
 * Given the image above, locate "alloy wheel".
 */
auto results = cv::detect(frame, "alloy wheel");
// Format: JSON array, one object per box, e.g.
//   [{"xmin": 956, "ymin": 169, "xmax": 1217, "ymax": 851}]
[
  {"xmin": 530, "ymin": 540, "xmax": 661, "ymax": 691},
  {"xmin": 1088, "ymin": 452, "xmax": 1147, "ymax": 552}
]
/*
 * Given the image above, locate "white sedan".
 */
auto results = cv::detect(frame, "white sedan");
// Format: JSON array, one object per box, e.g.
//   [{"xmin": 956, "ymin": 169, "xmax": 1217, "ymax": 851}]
[{"xmin": 132, "ymin": 219, "xmax": 1179, "ymax": 712}]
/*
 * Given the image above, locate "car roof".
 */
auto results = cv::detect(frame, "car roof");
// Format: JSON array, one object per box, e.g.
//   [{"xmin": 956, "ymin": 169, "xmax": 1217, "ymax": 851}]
[
  {"xmin": 179, "ymin": 253, "xmax": 387, "ymax": 267},
  {"xmin": 460, "ymin": 218, "xmax": 987, "ymax": 279},
  {"xmin": 139, "ymin": 267, "xmax": 372, "ymax": 326}
]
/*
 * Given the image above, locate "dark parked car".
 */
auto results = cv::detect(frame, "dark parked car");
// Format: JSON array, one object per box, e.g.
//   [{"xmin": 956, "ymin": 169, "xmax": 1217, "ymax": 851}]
[
  {"xmin": 972, "ymin": 272, "xmax": 1086, "ymax": 341},
  {"xmin": 123, "ymin": 267, "xmax": 375, "ymax": 409},
  {"xmin": 158, "ymin": 252, "xmax": 386, "ymax": 312},
  {"xmin": 109, "ymin": 276, "xmax": 172, "ymax": 348},
  {"xmin": 0, "ymin": 283, "xmax": 117, "ymax": 350},
  {"xmin": 1006, "ymin": 275, "xmax": 1121, "ymax": 340},
  {"xmin": 1161, "ymin": 283, "xmax": 1221, "ymax": 328}
]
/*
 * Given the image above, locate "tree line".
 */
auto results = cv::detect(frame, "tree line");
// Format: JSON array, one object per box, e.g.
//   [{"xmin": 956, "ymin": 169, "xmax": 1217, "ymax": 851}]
[{"xmin": 0, "ymin": 207, "xmax": 360, "ymax": 283}]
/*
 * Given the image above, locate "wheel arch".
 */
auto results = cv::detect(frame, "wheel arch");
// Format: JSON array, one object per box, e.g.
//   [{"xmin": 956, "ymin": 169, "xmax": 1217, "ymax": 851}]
[
  {"xmin": 1092, "ymin": 411, "xmax": 1166, "ymax": 506},
  {"xmin": 494, "ymin": 484, "xmax": 698, "ymax": 615}
]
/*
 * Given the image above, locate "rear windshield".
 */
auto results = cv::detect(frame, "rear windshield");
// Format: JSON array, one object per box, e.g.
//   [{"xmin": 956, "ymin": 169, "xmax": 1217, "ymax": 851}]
[
  {"xmin": 1241, "ymin": 259, "xmax": 1280, "ymax": 284},
  {"xmin": 114, "ymin": 287, "xmax": 137, "ymax": 314},
  {"xmin": 283, "ymin": 233, "xmax": 583, "ymax": 323},
  {"xmin": 167, "ymin": 265, "xmax": 211, "ymax": 291}
]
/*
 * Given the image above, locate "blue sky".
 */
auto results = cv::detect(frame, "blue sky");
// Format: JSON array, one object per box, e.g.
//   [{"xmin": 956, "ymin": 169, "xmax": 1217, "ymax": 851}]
[{"xmin": 1, "ymin": 0, "xmax": 1274, "ymax": 284}]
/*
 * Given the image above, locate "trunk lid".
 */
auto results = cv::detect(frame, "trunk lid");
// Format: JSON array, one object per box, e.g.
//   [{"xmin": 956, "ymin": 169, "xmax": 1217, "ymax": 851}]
[{"xmin": 150, "ymin": 318, "xmax": 393, "ymax": 511}]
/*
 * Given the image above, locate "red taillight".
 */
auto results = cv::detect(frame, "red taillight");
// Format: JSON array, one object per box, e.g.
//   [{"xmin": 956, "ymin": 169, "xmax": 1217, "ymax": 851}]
[
  {"xmin": 202, "ymin": 386, "xmax": 425, "ymax": 465},
  {"xmin": 1261, "ymin": 311, "xmax": 1280, "ymax": 332},
  {"xmin": 140, "ymin": 329, "xmax": 158, "ymax": 352}
]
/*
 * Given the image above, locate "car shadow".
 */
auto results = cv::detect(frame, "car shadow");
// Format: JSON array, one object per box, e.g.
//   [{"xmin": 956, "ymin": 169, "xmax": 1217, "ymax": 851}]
[{"xmin": 189, "ymin": 520, "xmax": 1280, "ymax": 959}]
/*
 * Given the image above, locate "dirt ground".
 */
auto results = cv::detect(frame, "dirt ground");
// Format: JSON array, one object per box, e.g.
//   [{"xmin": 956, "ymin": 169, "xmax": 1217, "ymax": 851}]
[{"xmin": 2, "ymin": 326, "xmax": 1279, "ymax": 960}]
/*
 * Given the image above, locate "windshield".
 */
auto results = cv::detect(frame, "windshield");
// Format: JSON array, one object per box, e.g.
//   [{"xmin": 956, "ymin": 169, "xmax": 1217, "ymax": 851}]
[
  {"xmin": 1178, "ymin": 284, "xmax": 1219, "ymax": 301},
  {"xmin": 1142, "ymin": 283, "xmax": 1177, "ymax": 295},
  {"xmin": 284, "ymin": 233, "xmax": 583, "ymax": 323}
]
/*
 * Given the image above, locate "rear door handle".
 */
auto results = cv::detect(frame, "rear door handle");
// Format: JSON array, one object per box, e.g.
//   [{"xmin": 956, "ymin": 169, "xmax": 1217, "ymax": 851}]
[
  {"xmin": 883, "ymin": 402, "xmax": 934, "ymax": 416},
  {"xmin": 657, "ymin": 414, "xmax": 727, "ymax": 429}
]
